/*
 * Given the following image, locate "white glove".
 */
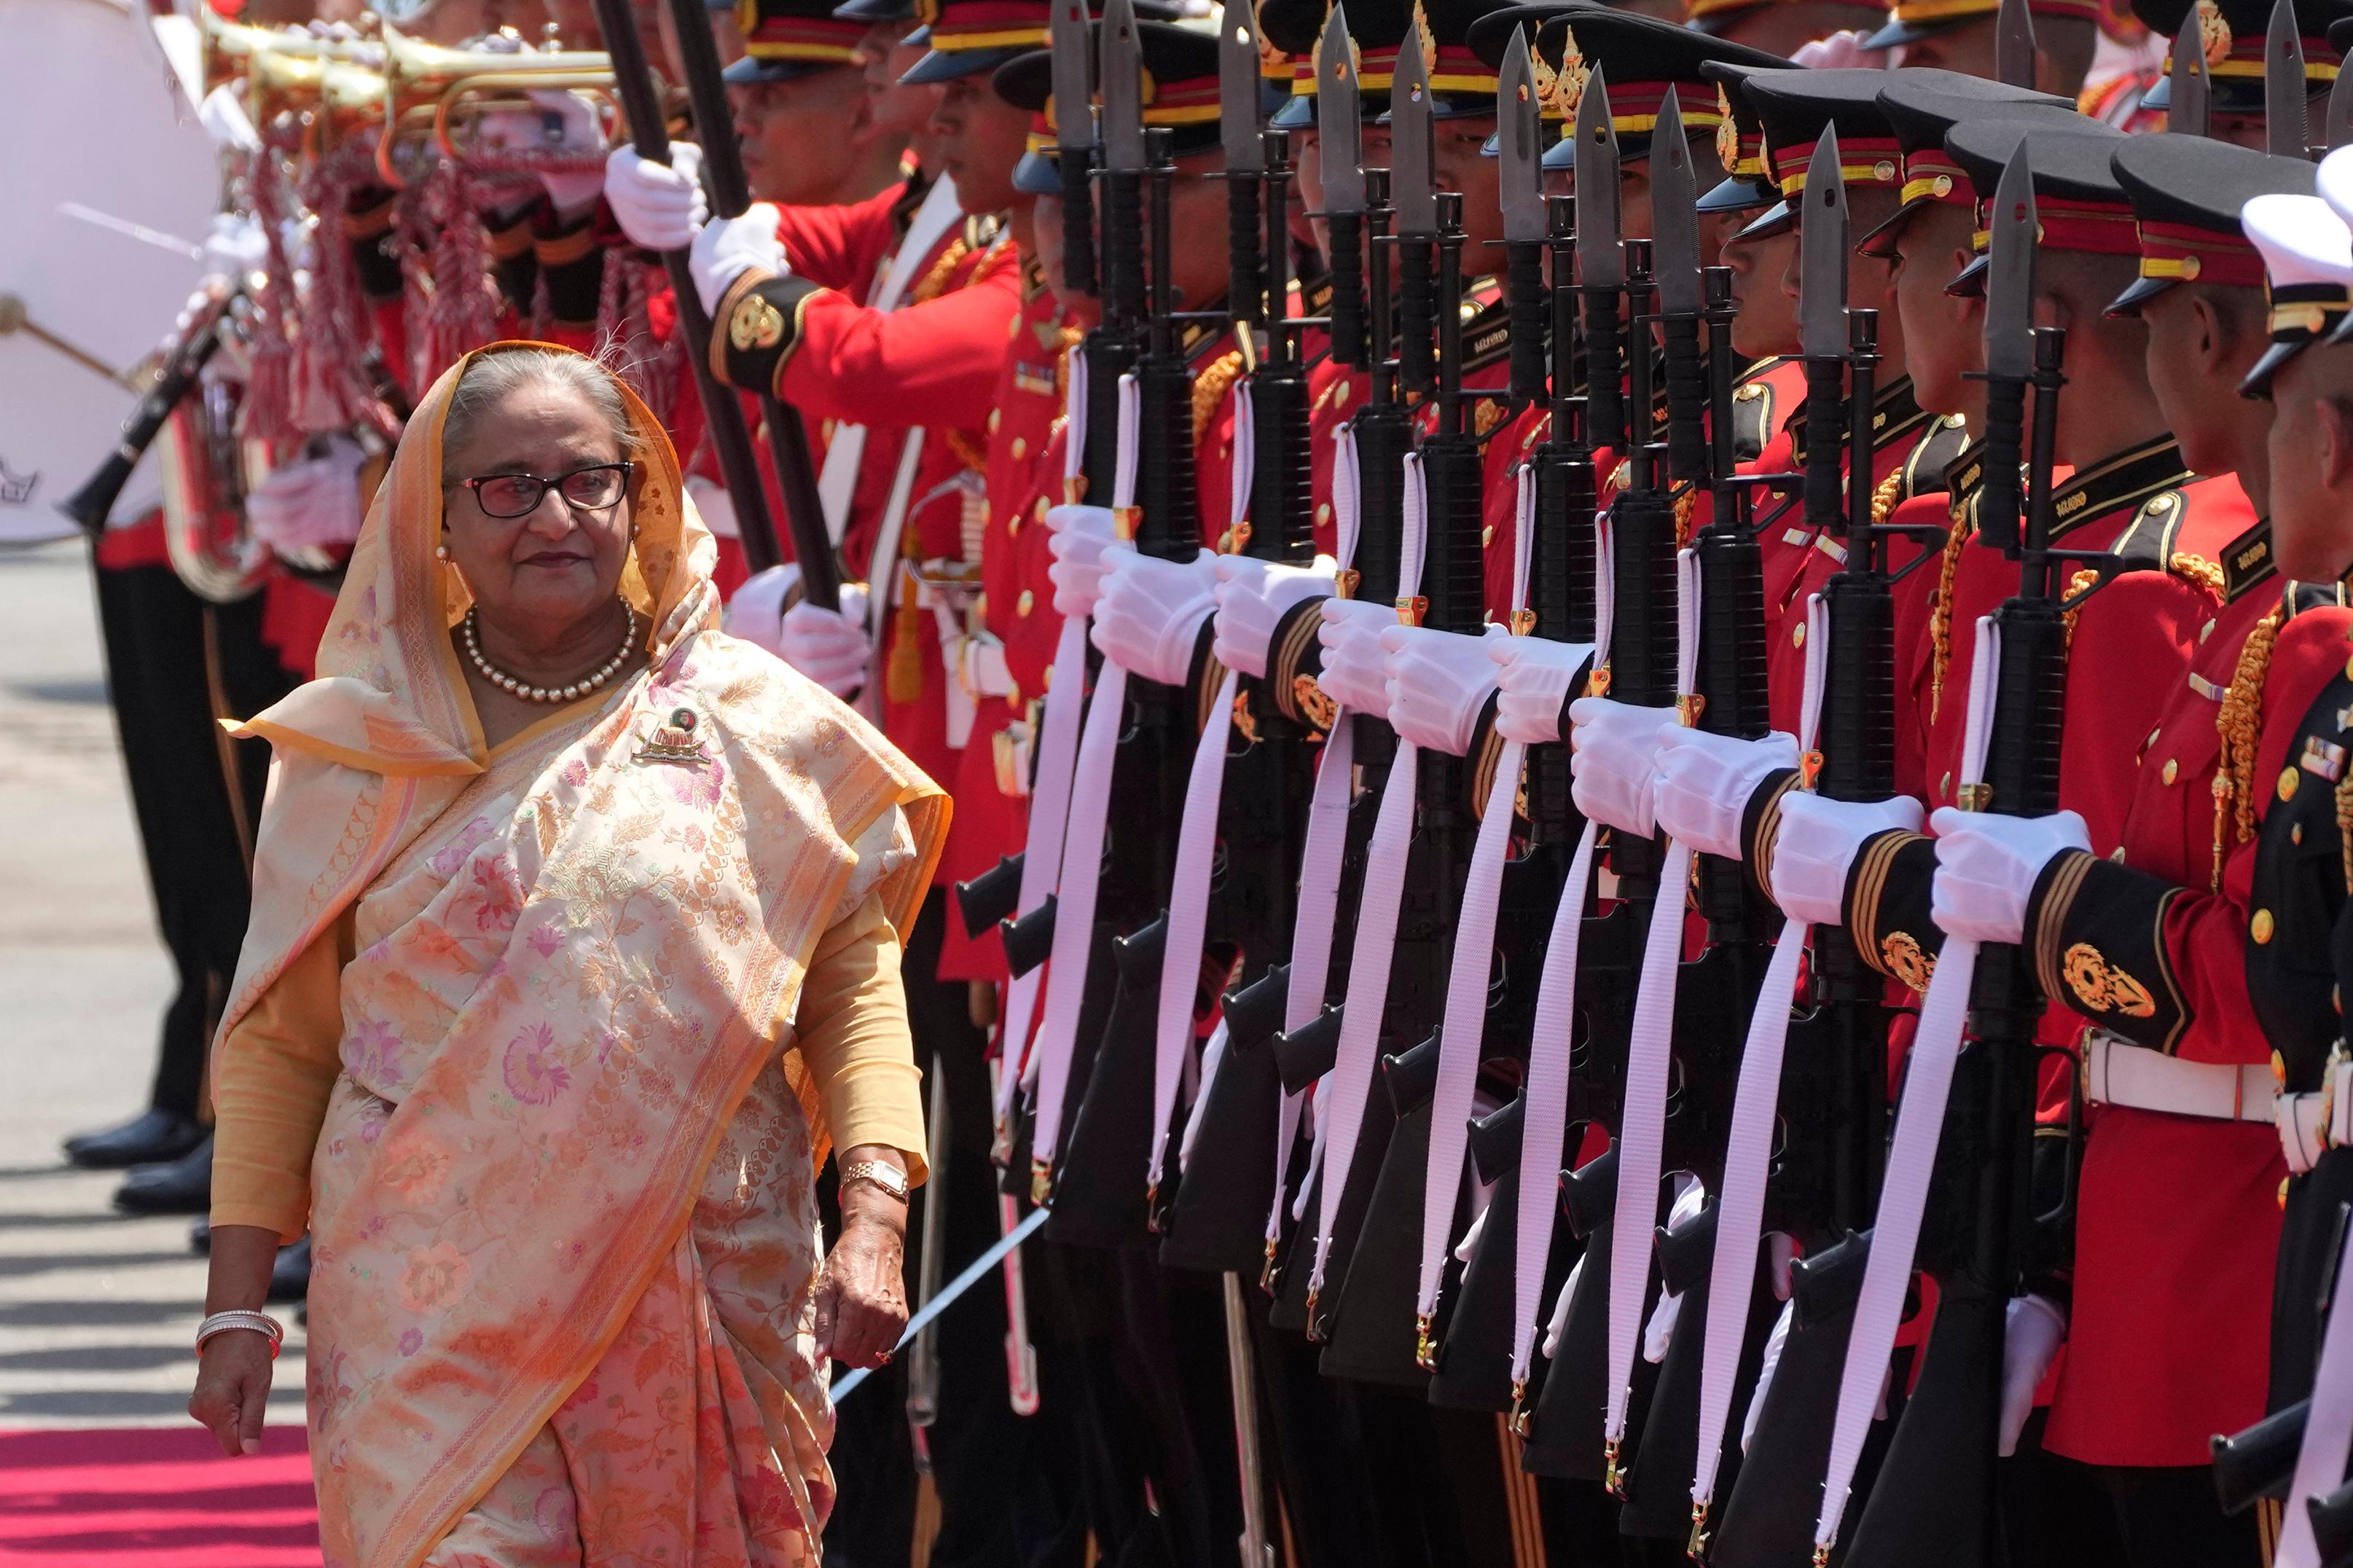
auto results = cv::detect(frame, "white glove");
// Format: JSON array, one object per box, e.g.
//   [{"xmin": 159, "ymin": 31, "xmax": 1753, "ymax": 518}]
[
  {"xmin": 1092, "ymin": 548, "xmax": 1218, "ymax": 685},
  {"xmin": 1316, "ymin": 597, "xmax": 1394, "ymax": 716},
  {"xmin": 475, "ymin": 90, "xmax": 606, "ymax": 216},
  {"xmin": 689, "ymin": 208, "xmax": 787, "ymax": 316},
  {"xmin": 1928, "ymin": 807, "xmax": 2094, "ymax": 946},
  {"xmin": 1489, "ymin": 635, "xmax": 1595, "ymax": 745},
  {"xmin": 1212, "ymin": 554, "xmax": 1335, "ymax": 677},
  {"xmin": 603, "ymin": 141, "xmax": 708, "ymax": 252},
  {"xmin": 1381, "ymin": 624, "xmax": 1503, "ymax": 756},
  {"xmin": 1769, "ymin": 792, "xmax": 1927, "ymax": 927},
  {"xmin": 1567, "ymin": 697, "xmax": 1677, "ymax": 837},
  {"xmin": 1742, "ymin": 1298, "xmax": 1793, "ymax": 1451},
  {"xmin": 778, "ymin": 585, "xmax": 874, "ymax": 696},
  {"xmin": 1045, "ymin": 505, "xmax": 1120, "ymax": 618},
  {"xmin": 1998, "ymin": 1295, "xmax": 2067, "ymax": 1458},
  {"xmin": 244, "ymin": 436, "xmax": 367, "ymax": 553},
  {"xmin": 720, "ymin": 562, "xmax": 802, "ymax": 654},
  {"xmin": 201, "ymin": 213, "xmax": 269, "ymax": 286},
  {"xmin": 1654, "ymin": 729, "xmax": 1802, "ymax": 861}
]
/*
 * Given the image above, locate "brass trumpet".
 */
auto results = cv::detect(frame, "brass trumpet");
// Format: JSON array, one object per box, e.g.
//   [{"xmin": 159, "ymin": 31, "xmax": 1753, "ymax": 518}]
[
  {"xmin": 200, "ymin": 8, "xmax": 379, "ymax": 96},
  {"xmin": 375, "ymin": 25, "xmax": 616, "ymax": 187},
  {"xmin": 245, "ymin": 46, "xmax": 388, "ymax": 138}
]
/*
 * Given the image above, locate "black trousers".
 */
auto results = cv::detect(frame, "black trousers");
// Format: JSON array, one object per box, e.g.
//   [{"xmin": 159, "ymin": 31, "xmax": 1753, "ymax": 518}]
[
  {"xmin": 822, "ymin": 894, "xmax": 1086, "ymax": 1568},
  {"xmin": 90, "ymin": 559, "xmax": 294, "ymax": 1121}
]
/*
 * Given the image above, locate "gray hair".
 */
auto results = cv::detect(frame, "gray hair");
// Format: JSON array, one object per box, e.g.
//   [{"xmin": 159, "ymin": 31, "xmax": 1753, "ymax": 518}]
[{"xmin": 439, "ymin": 348, "xmax": 637, "ymax": 482}]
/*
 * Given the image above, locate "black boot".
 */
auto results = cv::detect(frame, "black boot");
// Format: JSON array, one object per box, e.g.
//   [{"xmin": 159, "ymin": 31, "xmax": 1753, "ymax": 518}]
[
  {"xmin": 113, "ymin": 1135, "xmax": 212, "ymax": 1216},
  {"xmin": 65, "ymin": 1109, "xmax": 207, "ymax": 1171}
]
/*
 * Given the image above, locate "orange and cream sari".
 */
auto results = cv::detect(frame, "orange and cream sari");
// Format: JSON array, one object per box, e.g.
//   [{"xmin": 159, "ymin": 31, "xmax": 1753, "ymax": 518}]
[{"xmin": 214, "ymin": 343, "xmax": 945, "ymax": 1568}]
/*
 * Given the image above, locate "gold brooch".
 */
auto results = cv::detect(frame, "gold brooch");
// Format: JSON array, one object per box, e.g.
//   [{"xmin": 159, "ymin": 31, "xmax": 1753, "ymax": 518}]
[
  {"xmin": 634, "ymin": 705, "xmax": 711, "ymax": 767},
  {"xmin": 1293, "ymin": 673, "xmax": 1340, "ymax": 730},
  {"xmin": 2196, "ymin": 0, "xmax": 2231, "ymax": 67},
  {"xmin": 1715, "ymin": 87, "xmax": 1740, "ymax": 172}
]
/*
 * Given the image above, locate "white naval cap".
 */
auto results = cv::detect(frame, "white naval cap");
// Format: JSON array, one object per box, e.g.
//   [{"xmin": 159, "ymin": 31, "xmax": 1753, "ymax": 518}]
[{"xmin": 2238, "ymin": 192, "xmax": 2353, "ymax": 393}]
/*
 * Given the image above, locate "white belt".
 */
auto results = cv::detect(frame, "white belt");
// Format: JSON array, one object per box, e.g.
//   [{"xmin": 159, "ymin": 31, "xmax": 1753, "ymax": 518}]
[
  {"xmin": 960, "ymin": 634, "xmax": 1015, "ymax": 699},
  {"xmin": 2276, "ymin": 1059, "xmax": 2353, "ymax": 1175},
  {"xmin": 2081, "ymin": 1032, "xmax": 2276, "ymax": 1125}
]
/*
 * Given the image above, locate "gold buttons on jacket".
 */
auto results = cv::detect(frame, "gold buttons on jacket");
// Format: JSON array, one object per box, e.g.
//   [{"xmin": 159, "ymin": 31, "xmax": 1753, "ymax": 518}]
[
  {"xmin": 2279, "ymin": 767, "xmax": 2301, "ymax": 802},
  {"xmin": 989, "ymin": 409, "xmax": 1002, "ymax": 434},
  {"xmin": 1017, "ymin": 589, "xmax": 1035, "ymax": 617},
  {"xmin": 1791, "ymin": 622, "xmax": 1806, "ymax": 648},
  {"xmin": 2274, "ymin": 1050, "xmax": 2288, "ymax": 1084},
  {"xmin": 1317, "ymin": 503, "xmax": 1332, "ymax": 526},
  {"xmin": 2161, "ymin": 758, "xmax": 2178, "ymax": 785},
  {"xmin": 1011, "ymin": 437, "xmax": 1027, "ymax": 461},
  {"xmin": 2252, "ymin": 908, "xmax": 2276, "ymax": 944},
  {"xmin": 1482, "ymin": 525, "xmax": 1495, "ymax": 547}
]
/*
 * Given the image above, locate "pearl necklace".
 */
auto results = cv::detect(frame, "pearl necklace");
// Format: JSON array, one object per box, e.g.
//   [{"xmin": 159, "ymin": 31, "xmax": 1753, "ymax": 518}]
[{"xmin": 462, "ymin": 603, "xmax": 638, "ymax": 705}]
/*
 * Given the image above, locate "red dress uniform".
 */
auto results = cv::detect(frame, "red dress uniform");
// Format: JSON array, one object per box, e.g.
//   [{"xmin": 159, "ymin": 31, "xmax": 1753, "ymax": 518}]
[
  {"xmin": 710, "ymin": 210, "xmax": 1025, "ymax": 978},
  {"xmin": 2012, "ymin": 531, "xmax": 2327, "ymax": 1467},
  {"xmin": 952, "ymin": 258, "xmax": 1077, "ymax": 981}
]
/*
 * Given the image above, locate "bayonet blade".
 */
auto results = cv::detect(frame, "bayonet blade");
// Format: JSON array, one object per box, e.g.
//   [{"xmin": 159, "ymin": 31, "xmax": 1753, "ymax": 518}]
[
  {"xmin": 1573, "ymin": 65, "xmax": 1622, "ymax": 289},
  {"xmin": 1391, "ymin": 26, "xmax": 1437, "ymax": 235},
  {"xmin": 2169, "ymin": 11, "xmax": 2210, "ymax": 138},
  {"xmin": 2268, "ymin": 0, "xmax": 2309, "ymax": 158},
  {"xmin": 1221, "ymin": 1, "xmax": 1265, "ymax": 172},
  {"xmin": 1996, "ymin": 0, "xmax": 2037, "ymax": 88},
  {"xmin": 1983, "ymin": 146, "xmax": 2037, "ymax": 383},
  {"xmin": 1050, "ymin": 0, "xmax": 1093, "ymax": 154},
  {"xmin": 1650, "ymin": 87, "xmax": 1702, "ymax": 313},
  {"xmin": 1100, "ymin": 0, "xmax": 1145, "ymax": 172},
  {"xmin": 1798, "ymin": 128, "xmax": 1849, "ymax": 359},
  {"xmin": 1317, "ymin": 5, "xmax": 1364, "ymax": 212},
  {"xmin": 1498, "ymin": 26, "xmax": 1543, "ymax": 242}
]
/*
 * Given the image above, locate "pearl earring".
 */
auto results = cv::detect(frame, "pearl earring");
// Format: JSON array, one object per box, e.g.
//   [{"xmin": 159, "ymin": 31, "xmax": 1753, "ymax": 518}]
[{"xmin": 435, "ymin": 544, "xmax": 449, "ymax": 561}]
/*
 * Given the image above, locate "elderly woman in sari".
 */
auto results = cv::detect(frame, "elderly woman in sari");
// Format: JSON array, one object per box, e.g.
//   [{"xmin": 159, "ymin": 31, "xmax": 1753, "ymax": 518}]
[{"xmin": 186, "ymin": 341, "xmax": 944, "ymax": 1567}]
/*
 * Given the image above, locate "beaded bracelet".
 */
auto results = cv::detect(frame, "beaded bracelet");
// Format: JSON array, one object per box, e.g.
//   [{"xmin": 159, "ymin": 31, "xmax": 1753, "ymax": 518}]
[{"xmin": 195, "ymin": 1309, "xmax": 285, "ymax": 1360}]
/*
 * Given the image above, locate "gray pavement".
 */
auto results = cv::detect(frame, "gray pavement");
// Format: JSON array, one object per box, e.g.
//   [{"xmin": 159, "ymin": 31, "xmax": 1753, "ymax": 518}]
[{"xmin": 0, "ymin": 538, "xmax": 306, "ymax": 1430}]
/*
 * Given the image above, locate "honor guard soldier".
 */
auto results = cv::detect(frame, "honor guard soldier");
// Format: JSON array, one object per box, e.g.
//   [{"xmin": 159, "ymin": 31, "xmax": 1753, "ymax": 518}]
[
  {"xmin": 1863, "ymin": 69, "xmax": 2080, "ymax": 798},
  {"xmin": 1903, "ymin": 134, "xmax": 2316, "ymax": 1568},
  {"xmin": 2134, "ymin": 0, "xmax": 2353, "ymax": 150},
  {"xmin": 1734, "ymin": 66, "xmax": 1981, "ymax": 730}
]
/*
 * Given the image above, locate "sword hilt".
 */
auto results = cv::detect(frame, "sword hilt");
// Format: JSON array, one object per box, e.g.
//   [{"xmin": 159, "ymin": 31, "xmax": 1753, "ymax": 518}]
[
  {"xmin": 1328, "ymin": 210, "xmax": 1367, "ymax": 367},
  {"xmin": 1226, "ymin": 168, "xmax": 1264, "ymax": 337},
  {"xmin": 1660, "ymin": 310, "xmax": 1708, "ymax": 485},
  {"xmin": 1506, "ymin": 238, "xmax": 1548, "ymax": 407}
]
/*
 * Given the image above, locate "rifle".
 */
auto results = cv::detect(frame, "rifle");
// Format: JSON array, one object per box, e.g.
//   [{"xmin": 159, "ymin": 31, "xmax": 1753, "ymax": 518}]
[
  {"xmin": 1703, "ymin": 130, "xmax": 1895, "ymax": 1566},
  {"xmin": 1429, "ymin": 31, "xmax": 1594, "ymax": 1415},
  {"xmin": 1516, "ymin": 68, "xmax": 1655, "ymax": 1481},
  {"xmin": 1045, "ymin": 98, "xmax": 1212, "ymax": 1246},
  {"xmin": 1611, "ymin": 90, "xmax": 1786, "ymax": 1542},
  {"xmin": 1315, "ymin": 41, "xmax": 1495, "ymax": 1388},
  {"xmin": 1159, "ymin": 89, "xmax": 1328, "ymax": 1268},
  {"xmin": 641, "ymin": 0, "xmax": 827, "ymax": 592},
  {"xmin": 1266, "ymin": 0, "xmax": 1411, "ymax": 1335},
  {"xmin": 1816, "ymin": 148, "xmax": 2092, "ymax": 1568}
]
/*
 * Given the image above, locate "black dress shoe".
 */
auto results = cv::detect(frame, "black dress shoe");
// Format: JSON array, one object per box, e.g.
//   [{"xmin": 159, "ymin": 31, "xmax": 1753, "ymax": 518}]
[
  {"xmin": 112, "ymin": 1136, "xmax": 213, "ymax": 1216},
  {"xmin": 268, "ymin": 1236, "xmax": 312, "ymax": 1304},
  {"xmin": 189, "ymin": 1216, "xmax": 211, "ymax": 1255},
  {"xmin": 64, "ymin": 1109, "xmax": 207, "ymax": 1171}
]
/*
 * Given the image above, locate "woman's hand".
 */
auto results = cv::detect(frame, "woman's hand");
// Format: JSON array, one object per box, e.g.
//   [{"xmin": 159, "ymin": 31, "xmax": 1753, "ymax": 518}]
[
  {"xmin": 815, "ymin": 1145, "xmax": 910, "ymax": 1370},
  {"xmin": 189, "ymin": 1224, "xmax": 281, "ymax": 1457}
]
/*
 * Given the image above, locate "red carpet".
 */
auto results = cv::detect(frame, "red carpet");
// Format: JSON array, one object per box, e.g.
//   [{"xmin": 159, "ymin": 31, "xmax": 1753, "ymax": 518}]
[{"xmin": 0, "ymin": 1425, "xmax": 318, "ymax": 1567}]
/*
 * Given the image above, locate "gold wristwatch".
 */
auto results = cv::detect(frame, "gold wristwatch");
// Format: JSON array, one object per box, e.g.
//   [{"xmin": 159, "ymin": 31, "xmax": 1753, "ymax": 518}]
[{"xmin": 839, "ymin": 1159, "xmax": 910, "ymax": 1202}]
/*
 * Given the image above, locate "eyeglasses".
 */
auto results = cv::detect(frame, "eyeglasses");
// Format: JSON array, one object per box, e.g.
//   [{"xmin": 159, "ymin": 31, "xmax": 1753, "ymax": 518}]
[{"xmin": 457, "ymin": 461, "xmax": 635, "ymax": 520}]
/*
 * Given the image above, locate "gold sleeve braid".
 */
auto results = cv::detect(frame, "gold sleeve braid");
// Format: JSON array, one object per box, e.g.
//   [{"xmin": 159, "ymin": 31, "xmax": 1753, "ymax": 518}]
[
  {"xmin": 2169, "ymin": 552, "xmax": 2225, "ymax": 597},
  {"xmin": 2213, "ymin": 602, "xmax": 2285, "ymax": 890},
  {"xmin": 1928, "ymin": 503, "xmax": 1975, "ymax": 722},
  {"xmin": 1192, "ymin": 350, "xmax": 1248, "ymax": 449}
]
